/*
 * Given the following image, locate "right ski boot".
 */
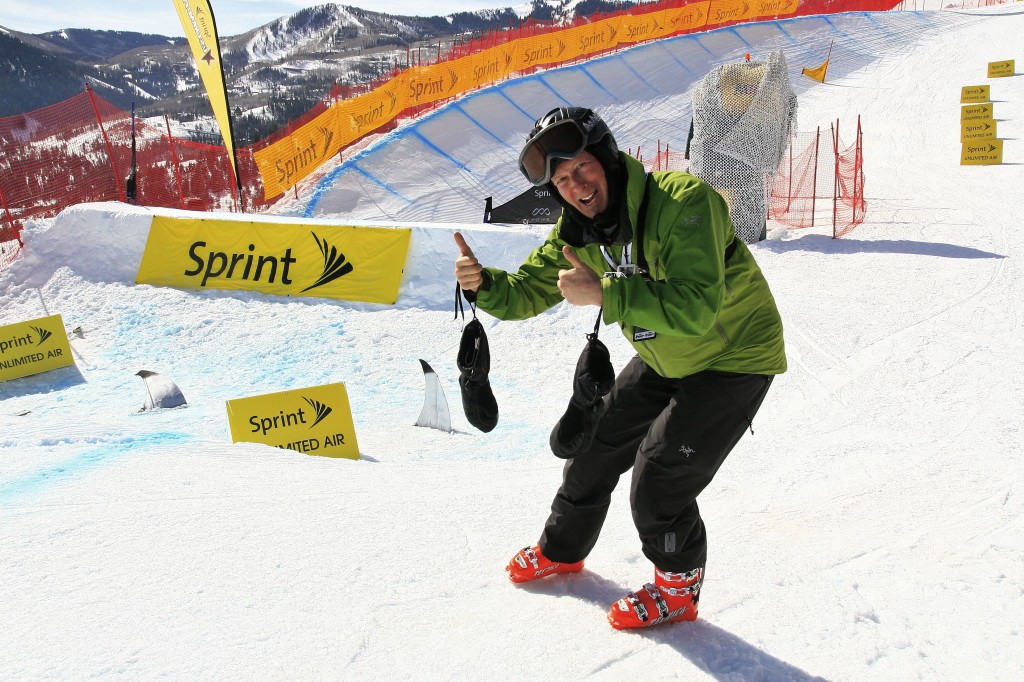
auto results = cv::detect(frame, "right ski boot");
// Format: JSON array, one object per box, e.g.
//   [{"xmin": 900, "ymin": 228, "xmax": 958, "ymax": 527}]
[{"xmin": 608, "ymin": 566, "xmax": 703, "ymax": 629}]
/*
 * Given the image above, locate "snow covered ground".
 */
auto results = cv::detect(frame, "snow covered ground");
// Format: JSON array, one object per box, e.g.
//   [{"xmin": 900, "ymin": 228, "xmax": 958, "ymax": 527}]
[{"xmin": 1, "ymin": 5, "xmax": 1022, "ymax": 681}]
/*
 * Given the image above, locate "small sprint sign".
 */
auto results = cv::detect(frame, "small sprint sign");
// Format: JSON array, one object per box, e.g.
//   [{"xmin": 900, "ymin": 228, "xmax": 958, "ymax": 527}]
[
  {"xmin": 960, "ymin": 85, "xmax": 990, "ymax": 103},
  {"xmin": 961, "ymin": 140, "xmax": 1003, "ymax": 165},
  {"xmin": 961, "ymin": 103, "xmax": 994, "ymax": 122},
  {"xmin": 987, "ymin": 60, "xmax": 1014, "ymax": 78},
  {"xmin": 226, "ymin": 382, "xmax": 360, "ymax": 459},
  {"xmin": 961, "ymin": 119, "xmax": 997, "ymax": 142}
]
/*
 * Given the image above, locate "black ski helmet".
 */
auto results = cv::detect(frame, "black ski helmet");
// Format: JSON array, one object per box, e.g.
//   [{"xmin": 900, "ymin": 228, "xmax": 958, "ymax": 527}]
[{"xmin": 519, "ymin": 107, "xmax": 621, "ymax": 187}]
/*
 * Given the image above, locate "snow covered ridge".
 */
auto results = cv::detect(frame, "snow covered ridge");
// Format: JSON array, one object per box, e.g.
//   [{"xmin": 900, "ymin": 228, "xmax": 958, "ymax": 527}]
[{"xmin": 0, "ymin": 203, "xmax": 547, "ymax": 312}]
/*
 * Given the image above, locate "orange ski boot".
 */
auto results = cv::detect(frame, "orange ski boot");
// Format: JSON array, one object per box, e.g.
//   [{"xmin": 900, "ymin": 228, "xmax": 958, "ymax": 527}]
[
  {"xmin": 607, "ymin": 566, "xmax": 703, "ymax": 629},
  {"xmin": 506, "ymin": 545, "xmax": 584, "ymax": 584}
]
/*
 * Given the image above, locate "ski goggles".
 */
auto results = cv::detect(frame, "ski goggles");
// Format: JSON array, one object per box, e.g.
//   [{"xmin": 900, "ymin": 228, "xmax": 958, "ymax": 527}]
[{"xmin": 518, "ymin": 118, "xmax": 589, "ymax": 186}]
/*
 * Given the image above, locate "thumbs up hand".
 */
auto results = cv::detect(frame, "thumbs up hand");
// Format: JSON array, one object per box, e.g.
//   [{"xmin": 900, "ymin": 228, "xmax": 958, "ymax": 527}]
[
  {"xmin": 454, "ymin": 232, "xmax": 484, "ymax": 293},
  {"xmin": 558, "ymin": 245, "xmax": 603, "ymax": 307}
]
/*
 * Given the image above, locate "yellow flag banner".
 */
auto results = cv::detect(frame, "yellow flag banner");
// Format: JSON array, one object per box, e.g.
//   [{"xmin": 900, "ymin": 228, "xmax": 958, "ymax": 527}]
[
  {"xmin": 0, "ymin": 314, "xmax": 74, "ymax": 383},
  {"xmin": 137, "ymin": 216, "xmax": 411, "ymax": 304},
  {"xmin": 251, "ymin": 0, "xmax": 797, "ymax": 198},
  {"xmin": 171, "ymin": 0, "xmax": 239, "ymax": 188},
  {"xmin": 802, "ymin": 59, "xmax": 829, "ymax": 83},
  {"xmin": 226, "ymin": 382, "xmax": 360, "ymax": 459}
]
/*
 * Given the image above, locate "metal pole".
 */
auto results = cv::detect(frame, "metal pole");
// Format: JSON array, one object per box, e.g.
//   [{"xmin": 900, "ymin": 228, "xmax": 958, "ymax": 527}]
[
  {"xmin": 832, "ymin": 119, "xmax": 840, "ymax": 238},
  {"xmin": 811, "ymin": 127, "xmax": 819, "ymax": 227}
]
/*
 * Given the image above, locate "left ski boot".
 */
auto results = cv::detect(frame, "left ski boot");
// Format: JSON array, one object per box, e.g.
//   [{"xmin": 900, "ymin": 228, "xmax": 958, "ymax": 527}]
[
  {"xmin": 608, "ymin": 566, "xmax": 703, "ymax": 630},
  {"xmin": 506, "ymin": 545, "xmax": 584, "ymax": 584}
]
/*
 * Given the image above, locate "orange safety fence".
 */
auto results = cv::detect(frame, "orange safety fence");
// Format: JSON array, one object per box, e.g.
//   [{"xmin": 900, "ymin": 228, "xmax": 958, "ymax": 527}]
[
  {"xmin": 1, "ymin": 0, "xmax": 916, "ymax": 270},
  {"xmin": 769, "ymin": 116, "xmax": 866, "ymax": 238}
]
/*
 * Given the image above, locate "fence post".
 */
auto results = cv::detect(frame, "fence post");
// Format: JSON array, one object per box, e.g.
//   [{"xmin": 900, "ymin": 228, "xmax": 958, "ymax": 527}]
[
  {"xmin": 832, "ymin": 119, "xmax": 840, "ymax": 239},
  {"xmin": 787, "ymin": 135, "xmax": 793, "ymax": 213},
  {"xmin": 163, "ymin": 115, "xmax": 187, "ymax": 210},
  {"xmin": 0, "ymin": 182, "xmax": 18, "ymax": 245},
  {"xmin": 85, "ymin": 83, "xmax": 126, "ymax": 203},
  {"xmin": 811, "ymin": 127, "xmax": 820, "ymax": 227},
  {"xmin": 854, "ymin": 115, "xmax": 864, "ymax": 224}
]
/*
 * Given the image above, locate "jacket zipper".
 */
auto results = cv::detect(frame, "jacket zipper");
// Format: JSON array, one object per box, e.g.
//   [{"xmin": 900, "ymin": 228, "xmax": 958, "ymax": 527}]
[{"xmin": 638, "ymin": 336, "xmax": 666, "ymax": 375}]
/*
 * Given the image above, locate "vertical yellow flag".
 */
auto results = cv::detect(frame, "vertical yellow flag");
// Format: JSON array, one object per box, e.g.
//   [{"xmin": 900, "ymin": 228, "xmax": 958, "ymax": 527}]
[{"xmin": 171, "ymin": 0, "xmax": 240, "ymax": 189}]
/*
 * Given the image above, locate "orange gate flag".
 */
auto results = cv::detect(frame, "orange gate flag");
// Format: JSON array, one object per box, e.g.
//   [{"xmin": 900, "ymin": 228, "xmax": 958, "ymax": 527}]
[
  {"xmin": 802, "ymin": 60, "xmax": 829, "ymax": 83},
  {"xmin": 171, "ymin": 0, "xmax": 242, "ymax": 193},
  {"xmin": 802, "ymin": 39, "xmax": 833, "ymax": 84}
]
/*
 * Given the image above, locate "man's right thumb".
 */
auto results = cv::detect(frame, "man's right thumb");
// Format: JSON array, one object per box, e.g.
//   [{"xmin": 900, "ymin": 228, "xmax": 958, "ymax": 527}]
[{"xmin": 454, "ymin": 231, "xmax": 475, "ymax": 258}]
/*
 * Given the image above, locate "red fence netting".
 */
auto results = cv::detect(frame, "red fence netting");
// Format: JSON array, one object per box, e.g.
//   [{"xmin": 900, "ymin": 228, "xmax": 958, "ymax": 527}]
[{"xmin": 769, "ymin": 116, "xmax": 866, "ymax": 238}]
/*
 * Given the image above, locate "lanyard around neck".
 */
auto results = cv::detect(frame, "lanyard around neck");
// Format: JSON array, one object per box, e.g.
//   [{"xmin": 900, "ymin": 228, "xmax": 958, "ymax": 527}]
[{"xmin": 600, "ymin": 243, "xmax": 630, "ymax": 271}]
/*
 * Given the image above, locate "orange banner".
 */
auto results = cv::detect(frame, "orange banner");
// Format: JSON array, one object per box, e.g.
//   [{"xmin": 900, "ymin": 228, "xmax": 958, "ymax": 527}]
[{"xmin": 252, "ymin": 0, "xmax": 798, "ymax": 199}]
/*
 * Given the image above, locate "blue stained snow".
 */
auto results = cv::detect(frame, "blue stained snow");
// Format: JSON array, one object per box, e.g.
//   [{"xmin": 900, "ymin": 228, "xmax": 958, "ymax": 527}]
[{"xmin": 0, "ymin": 432, "xmax": 193, "ymax": 505}]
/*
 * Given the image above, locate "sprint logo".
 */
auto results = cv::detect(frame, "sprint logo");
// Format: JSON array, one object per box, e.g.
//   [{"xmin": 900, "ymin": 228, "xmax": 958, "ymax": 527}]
[
  {"xmin": 303, "ymin": 396, "xmax": 333, "ymax": 428},
  {"xmin": 301, "ymin": 232, "xmax": 354, "ymax": 292},
  {"xmin": 30, "ymin": 326, "xmax": 53, "ymax": 345}
]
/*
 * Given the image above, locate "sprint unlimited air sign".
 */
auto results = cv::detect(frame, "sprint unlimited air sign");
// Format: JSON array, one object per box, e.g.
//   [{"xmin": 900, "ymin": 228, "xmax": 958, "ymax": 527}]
[
  {"xmin": 137, "ymin": 217, "xmax": 411, "ymax": 304},
  {"xmin": 226, "ymin": 382, "xmax": 359, "ymax": 459},
  {"xmin": 0, "ymin": 314, "xmax": 74, "ymax": 382}
]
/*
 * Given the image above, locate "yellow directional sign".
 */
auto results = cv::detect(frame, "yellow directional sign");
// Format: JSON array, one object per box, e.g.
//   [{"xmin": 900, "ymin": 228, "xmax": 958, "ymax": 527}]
[
  {"xmin": 960, "ymin": 85, "xmax": 990, "ymax": 103},
  {"xmin": 961, "ymin": 119, "xmax": 997, "ymax": 141},
  {"xmin": 961, "ymin": 103, "xmax": 994, "ymax": 122},
  {"xmin": 987, "ymin": 60, "xmax": 1014, "ymax": 78},
  {"xmin": 226, "ymin": 382, "xmax": 360, "ymax": 459},
  {"xmin": 961, "ymin": 140, "xmax": 1004, "ymax": 165}
]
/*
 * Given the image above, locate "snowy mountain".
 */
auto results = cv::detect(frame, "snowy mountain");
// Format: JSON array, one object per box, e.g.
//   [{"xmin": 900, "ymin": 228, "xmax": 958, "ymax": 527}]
[{"xmin": 0, "ymin": 2, "xmax": 637, "ymax": 135}]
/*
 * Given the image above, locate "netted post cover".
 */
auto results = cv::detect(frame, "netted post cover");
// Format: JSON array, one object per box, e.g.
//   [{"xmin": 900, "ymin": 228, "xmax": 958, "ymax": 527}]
[{"xmin": 689, "ymin": 51, "xmax": 797, "ymax": 244}]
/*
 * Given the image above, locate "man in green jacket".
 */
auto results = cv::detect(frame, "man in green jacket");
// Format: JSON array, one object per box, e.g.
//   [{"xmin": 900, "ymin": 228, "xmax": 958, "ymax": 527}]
[{"xmin": 454, "ymin": 107, "xmax": 786, "ymax": 630}]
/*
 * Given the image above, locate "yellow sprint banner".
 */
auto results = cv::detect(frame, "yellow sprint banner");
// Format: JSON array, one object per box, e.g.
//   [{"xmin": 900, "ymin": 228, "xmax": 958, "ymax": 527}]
[
  {"xmin": 664, "ymin": 2, "xmax": 711, "ymax": 34},
  {"xmin": 961, "ymin": 119, "xmax": 997, "ymax": 142},
  {"xmin": 987, "ymin": 60, "xmax": 1015, "ymax": 78},
  {"xmin": 137, "ymin": 216, "xmax": 411, "ymax": 304},
  {"xmin": 961, "ymin": 102, "xmax": 994, "ymax": 122},
  {"xmin": 253, "ymin": 106, "xmax": 343, "ymax": 200},
  {"xmin": 960, "ymin": 85, "xmax": 990, "ymax": 103},
  {"xmin": 227, "ymin": 382, "xmax": 359, "ymax": 459},
  {"xmin": 0, "ymin": 314, "xmax": 74, "ymax": 382},
  {"xmin": 961, "ymin": 139, "xmax": 1004, "ymax": 165}
]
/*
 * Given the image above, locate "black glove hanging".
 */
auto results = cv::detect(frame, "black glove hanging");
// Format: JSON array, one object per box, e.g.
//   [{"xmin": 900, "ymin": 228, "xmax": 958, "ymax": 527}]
[
  {"xmin": 549, "ymin": 310, "xmax": 616, "ymax": 459},
  {"xmin": 455, "ymin": 284, "xmax": 499, "ymax": 433}
]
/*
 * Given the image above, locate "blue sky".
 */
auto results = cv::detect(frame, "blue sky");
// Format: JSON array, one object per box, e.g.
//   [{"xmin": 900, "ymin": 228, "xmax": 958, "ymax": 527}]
[{"xmin": 0, "ymin": 1, "xmax": 504, "ymax": 36}]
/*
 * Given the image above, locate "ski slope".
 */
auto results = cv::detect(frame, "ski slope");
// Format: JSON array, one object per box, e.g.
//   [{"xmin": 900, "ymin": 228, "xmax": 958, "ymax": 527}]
[{"xmin": 1, "ymin": 5, "xmax": 1023, "ymax": 681}]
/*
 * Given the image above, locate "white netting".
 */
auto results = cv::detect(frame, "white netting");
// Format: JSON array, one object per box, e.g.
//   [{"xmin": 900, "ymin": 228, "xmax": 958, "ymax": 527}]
[{"xmin": 689, "ymin": 51, "xmax": 797, "ymax": 243}]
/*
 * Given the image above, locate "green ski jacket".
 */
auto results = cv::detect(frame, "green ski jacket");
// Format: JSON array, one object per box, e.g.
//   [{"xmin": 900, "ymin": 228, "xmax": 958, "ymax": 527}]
[{"xmin": 475, "ymin": 154, "xmax": 786, "ymax": 379}]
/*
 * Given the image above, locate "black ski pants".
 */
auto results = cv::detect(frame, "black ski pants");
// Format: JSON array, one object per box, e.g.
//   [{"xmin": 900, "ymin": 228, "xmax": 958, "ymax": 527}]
[{"xmin": 538, "ymin": 356, "xmax": 773, "ymax": 573}]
